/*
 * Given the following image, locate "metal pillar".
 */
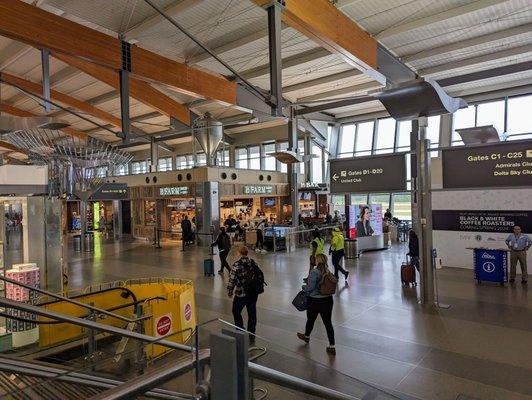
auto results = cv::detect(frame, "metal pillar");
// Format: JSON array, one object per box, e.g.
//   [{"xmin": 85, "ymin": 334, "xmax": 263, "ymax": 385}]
[
  {"xmin": 150, "ymin": 137, "xmax": 159, "ymax": 173},
  {"xmin": 195, "ymin": 182, "xmax": 220, "ymax": 246},
  {"xmin": 415, "ymin": 117, "xmax": 435, "ymax": 306},
  {"xmin": 80, "ymin": 200, "xmax": 87, "ymax": 252},
  {"xmin": 288, "ymin": 108, "xmax": 299, "ymax": 226},
  {"xmin": 267, "ymin": 1, "xmax": 283, "ymax": 117},
  {"xmin": 304, "ymin": 133, "xmax": 312, "ymax": 183},
  {"xmin": 112, "ymin": 200, "xmax": 123, "ymax": 239},
  {"xmin": 120, "ymin": 41, "xmax": 132, "ymax": 143},
  {"xmin": 41, "ymin": 49, "xmax": 52, "ymax": 112}
]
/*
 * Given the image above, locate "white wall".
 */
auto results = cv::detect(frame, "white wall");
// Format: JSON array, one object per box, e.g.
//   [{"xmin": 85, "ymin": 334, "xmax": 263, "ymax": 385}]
[{"xmin": 432, "ymin": 188, "xmax": 532, "ymax": 268}]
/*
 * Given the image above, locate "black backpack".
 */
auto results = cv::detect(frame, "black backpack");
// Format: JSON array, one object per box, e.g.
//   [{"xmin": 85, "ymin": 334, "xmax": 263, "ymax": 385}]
[{"xmin": 242, "ymin": 259, "xmax": 266, "ymax": 296}]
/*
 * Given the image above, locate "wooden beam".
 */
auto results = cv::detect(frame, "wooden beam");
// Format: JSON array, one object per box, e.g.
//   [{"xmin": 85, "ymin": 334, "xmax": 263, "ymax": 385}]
[
  {"xmin": 0, "ymin": 72, "xmax": 123, "ymax": 128},
  {"xmin": 0, "ymin": 139, "xmax": 28, "ymax": 155},
  {"xmin": 52, "ymin": 53, "xmax": 191, "ymax": 125},
  {"xmin": 0, "ymin": 104, "xmax": 88, "ymax": 140},
  {"xmin": 0, "ymin": 0, "xmax": 236, "ymax": 105},
  {"xmin": 252, "ymin": 0, "xmax": 377, "ymax": 71}
]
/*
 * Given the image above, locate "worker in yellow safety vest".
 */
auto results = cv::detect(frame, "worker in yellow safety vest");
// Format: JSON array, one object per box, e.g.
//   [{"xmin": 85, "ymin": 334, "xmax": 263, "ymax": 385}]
[
  {"xmin": 330, "ymin": 227, "xmax": 349, "ymax": 280},
  {"xmin": 309, "ymin": 228, "xmax": 326, "ymax": 274}
]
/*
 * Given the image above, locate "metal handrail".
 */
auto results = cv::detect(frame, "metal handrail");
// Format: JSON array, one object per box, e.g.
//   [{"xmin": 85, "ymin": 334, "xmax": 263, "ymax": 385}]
[
  {"xmin": 0, "ymin": 297, "xmax": 192, "ymax": 353},
  {"xmin": 0, "ymin": 275, "xmax": 138, "ymax": 323}
]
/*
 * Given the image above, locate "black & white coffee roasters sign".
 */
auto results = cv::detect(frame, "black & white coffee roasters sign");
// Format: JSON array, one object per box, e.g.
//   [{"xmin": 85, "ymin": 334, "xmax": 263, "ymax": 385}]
[{"xmin": 329, "ymin": 154, "xmax": 407, "ymax": 194}]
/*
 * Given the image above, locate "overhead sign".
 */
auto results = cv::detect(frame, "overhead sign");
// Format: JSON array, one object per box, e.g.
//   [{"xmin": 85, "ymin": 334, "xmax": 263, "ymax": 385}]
[
  {"xmin": 329, "ymin": 154, "xmax": 407, "ymax": 193},
  {"xmin": 159, "ymin": 186, "xmax": 189, "ymax": 196},
  {"xmin": 442, "ymin": 141, "xmax": 532, "ymax": 189},
  {"xmin": 90, "ymin": 183, "xmax": 128, "ymax": 200},
  {"xmin": 243, "ymin": 185, "xmax": 273, "ymax": 195},
  {"xmin": 432, "ymin": 210, "xmax": 532, "ymax": 233}
]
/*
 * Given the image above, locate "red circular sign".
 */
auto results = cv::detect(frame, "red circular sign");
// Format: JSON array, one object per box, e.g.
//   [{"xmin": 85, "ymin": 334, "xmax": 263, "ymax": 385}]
[
  {"xmin": 156, "ymin": 315, "xmax": 172, "ymax": 336},
  {"xmin": 184, "ymin": 303, "xmax": 192, "ymax": 322}
]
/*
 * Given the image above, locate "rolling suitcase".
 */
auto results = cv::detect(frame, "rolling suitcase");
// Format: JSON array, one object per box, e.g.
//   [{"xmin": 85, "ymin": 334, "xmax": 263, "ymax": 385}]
[
  {"xmin": 401, "ymin": 256, "xmax": 416, "ymax": 286},
  {"xmin": 204, "ymin": 245, "xmax": 215, "ymax": 277}
]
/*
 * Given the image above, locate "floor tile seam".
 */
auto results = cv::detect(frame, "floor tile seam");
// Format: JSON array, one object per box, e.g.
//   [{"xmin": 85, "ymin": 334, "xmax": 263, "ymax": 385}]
[{"xmin": 392, "ymin": 348, "xmax": 434, "ymax": 392}]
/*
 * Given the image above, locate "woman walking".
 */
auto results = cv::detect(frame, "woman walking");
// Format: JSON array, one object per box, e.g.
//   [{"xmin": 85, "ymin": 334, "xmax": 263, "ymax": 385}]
[{"xmin": 297, "ymin": 254, "xmax": 336, "ymax": 355}]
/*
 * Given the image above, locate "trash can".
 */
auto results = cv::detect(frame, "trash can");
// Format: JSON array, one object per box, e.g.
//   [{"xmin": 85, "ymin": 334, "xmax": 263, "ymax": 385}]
[
  {"xmin": 73, "ymin": 235, "xmax": 81, "ymax": 252},
  {"xmin": 83, "ymin": 232, "xmax": 94, "ymax": 252},
  {"xmin": 344, "ymin": 239, "xmax": 358, "ymax": 259}
]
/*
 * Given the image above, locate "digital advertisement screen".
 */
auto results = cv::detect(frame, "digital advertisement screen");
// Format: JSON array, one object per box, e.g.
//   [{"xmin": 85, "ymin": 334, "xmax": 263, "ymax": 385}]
[
  {"xmin": 346, "ymin": 204, "xmax": 384, "ymax": 239},
  {"xmin": 264, "ymin": 198, "xmax": 276, "ymax": 207},
  {"xmin": 442, "ymin": 141, "xmax": 532, "ymax": 189},
  {"xmin": 330, "ymin": 154, "xmax": 407, "ymax": 194}
]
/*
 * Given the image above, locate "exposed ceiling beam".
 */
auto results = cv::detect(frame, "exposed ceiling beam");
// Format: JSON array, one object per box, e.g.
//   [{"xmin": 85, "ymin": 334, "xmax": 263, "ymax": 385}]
[
  {"xmin": 0, "ymin": 0, "xmax": 237, "ymax": 105},
  {"xmin": 375, "ymin": 0, "xmax": 510, "ymax": 40},
  {"xmin": 297, "ymin": 81, "xmax": 383, "ymax": 102},
  {"xmin": 419, "ymin": 44, "xmax": 532, "ymax": 76},
  {"xmin": 124, "ymin": 0, "xmax": 203, "ymax": 41},
  {"xmin": 239, "ymin": 48, "xmax": 330, "ymax": 80},
  {"xmin": 251, "ymin": 0, "xmax": 378, "ymax": 75},
  {"xmin": 402, "ymin": 23, "xmax": 532, "ymax": 64},
  {"xmin": 437, "ymin": 60, "xmax": 532, "ymax": 87},
  {"xmin": 1, "ymin": 72, "xmax": 124, "ymax": 128},
  {"xmin": 53, "ymin": 53, "xmax": 191, "ymax": 125},
  {"xmin": 0, "ymin": 140, "xmax": 28, "ymax": 154},
  {"xmin": 284, "ymin": 69, "xmax": 362, "ymax": 93},
  {"xmin": 0, "ymin": 41, "xmax": 33, "ymax": 70},
  {"xmin": 0, "ymin": 103, "xmax": 88, "ymax": 140}
]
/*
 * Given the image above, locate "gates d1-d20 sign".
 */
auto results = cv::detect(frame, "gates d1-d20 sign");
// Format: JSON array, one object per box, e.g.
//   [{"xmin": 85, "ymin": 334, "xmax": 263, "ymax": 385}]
[
  {"xmin": 329, "ymin": 154, "xmax": 407, "ymax": 194},
  {"xmin": 442, "ymin": 141, "xmax": 532, "ymax": 189}
]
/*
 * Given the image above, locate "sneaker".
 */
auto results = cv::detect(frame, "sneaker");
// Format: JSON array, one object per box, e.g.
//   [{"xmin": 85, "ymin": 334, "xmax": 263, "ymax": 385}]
[
  {"xmin": 326, "ymin": 346, "xmax": 336, "ymax": 355},
  {"xmin": 344, "ymin": 271, "xmax": 350, "ymax": 281},
  {"xmin": 297, "ymin": 332, "xmax": 310, "ymax": 343}
]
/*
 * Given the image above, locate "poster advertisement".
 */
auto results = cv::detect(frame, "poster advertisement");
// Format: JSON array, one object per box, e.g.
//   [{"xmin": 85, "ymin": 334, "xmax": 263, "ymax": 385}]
[
  {"xmin": 432, "ymin": 210, "xmax": 531, "ymax": 233},
  {"xmin": 346, "ymin": 204, "xmax": 384, "ymax": 239}
]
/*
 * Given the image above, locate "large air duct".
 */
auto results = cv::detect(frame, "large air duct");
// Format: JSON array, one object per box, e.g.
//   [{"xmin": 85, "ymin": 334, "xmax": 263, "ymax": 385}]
[{"xmin": 192, "ymin": 113, "xmax": 223, "ymax": 167}]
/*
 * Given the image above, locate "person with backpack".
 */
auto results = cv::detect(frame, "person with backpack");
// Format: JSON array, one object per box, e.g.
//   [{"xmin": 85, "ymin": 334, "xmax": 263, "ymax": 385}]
[
  {"xmin": 297, "ymin": 254, "xmax": 337, "ymax": 355},
  {"xmin": 227, "ymin": 245, "xmax": 265, "ymax": 344},
  {"xmin": 330, "ymin": 227, "xmax": 349, "ymax": 280},
  {"xmin": 212, "ymin": 226, "xmax": 232, "ymax": 274}
]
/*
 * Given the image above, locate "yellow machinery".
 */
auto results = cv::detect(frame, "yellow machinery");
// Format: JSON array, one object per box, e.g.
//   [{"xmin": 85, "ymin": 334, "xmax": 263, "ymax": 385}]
[{"xmin": 38, "ymin": 277, "xmax": 196, "ymax": 360}]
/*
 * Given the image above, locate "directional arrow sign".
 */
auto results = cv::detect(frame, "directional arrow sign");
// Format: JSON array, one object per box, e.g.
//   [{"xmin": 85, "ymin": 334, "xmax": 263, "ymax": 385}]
[{"xmin": 329, "ymin": 154, "xmax": 407, "ymax": 194}]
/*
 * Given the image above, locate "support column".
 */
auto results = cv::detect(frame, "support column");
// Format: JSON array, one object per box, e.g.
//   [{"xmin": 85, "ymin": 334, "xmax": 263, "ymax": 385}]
[
  {"xmin": 41, "ymin": 49, "xmax": 52, "ymax": 113},
  {"xmin": 288, "ymin": 109, "xmax": 299, "ymax": 226},
  {"xmin": 150, "ymin": 137, "xmax": 159, "ymax": 173},
  {"xmin": 304, "ymin": 134, "xmax": 312, "ymax": 183},
  {"xmin": 228, "ymin": 145, "xmax": 236, "ymax": 168},
  {"xmin": 267, "ymin": 1, "xmax": 283, "ymax": 117},
  {"xmin": 119, "ymin": 40, "xmax": 132, "ymax": 144},
  {"xmin": 416, "ymin": 117, "xmax": 435, "ymax": 306},
  {"xmin": 195, "ymin": 182, "xmax": 220, "ymax": 246},
  {"xmin": 440, "ymin": 114, "xmax": 453, "ymax": 148},
  {"xmin": 79, "ymin": 200, "xmax": 87, "ymax": 252},
  {"xmin": 112, "ymin": 200, "xmax": 123, "ymax": 239}
]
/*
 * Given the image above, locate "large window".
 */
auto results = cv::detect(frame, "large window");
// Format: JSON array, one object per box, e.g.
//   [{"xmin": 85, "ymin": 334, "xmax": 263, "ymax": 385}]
[
  {"xmin": 131, "ymin": 160, "xmax": 148, "ymax": 175},
  {"xmin": 355, "ymin": 121, "xmax": 374, "ymax": 156},
  {"xmin": 369, "ymin": 193, "xmax": 390, "ymax": 215},
  {"xmin": 477, "ymin": 100, "xmax": 505, "ymax": 134},
  {"xmin": 196, "ymin": 153, "xmax": 207, "ymax": 166},
  {"xmin": 249, "ymin": 146, "xmax": 260, "ymax": 170},
  {"xmin": 507, "ymin": 95, "xmax": 532, "ymax": 137},
  {"xmin": 392, "ymin": 193, "xmax": 412, "ymax": 221},
  {"xmin": 311, "ymin": 144, "xmax": 323, "ymax": 183},
  {"xmin": 216, "ymin": 149, "xmax": 230, "ymax": 167},
  {"xmin": 114, "ymin": 164, "xmax": 129, "ymax": 176},
  {"xmin": 350, "ymin": 194, "xmax": 368, "ymax": 205},
  {"xmin": 236, "ymin": 148, "xmax": 248, "ymax": 169},
  {"xmin": 375, "ymin": 118, "xmax": 395, "ymax": 154},
  {"xmin": 176, "ymin": 155, "xmax": 194, "ymax": 169},
  {"xmin": 158, "ymin": 157, "xmax": 172, "ymax": 172},
  {"xmin": 396, "ymin": 120, "xmax": 411, "ymax": 151},
  {"xmin": 263, "ymin": 143, "xmax": 276, "ymax": 171},
  {"xmin": 96, "ymin": 166, "xmax": 107, "ymax": 178},
  {"xmin": 339, "ymin": 125, "xmax": 355, "ymax": 157},
  {"xmin": 452, "ymin": 105, "xmax": 476, "ymax": 146}
]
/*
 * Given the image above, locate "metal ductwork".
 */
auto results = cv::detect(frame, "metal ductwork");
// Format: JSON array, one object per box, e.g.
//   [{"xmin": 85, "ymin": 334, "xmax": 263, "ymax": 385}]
[
  {"xmin": 192, "ymin": 113, "xmax": 223, "ymax": 166},
  {"xmin": 0, "ymin": 116, "xmax": 70, "ymax": 133},
  {"xmin": 374, "ymin": 78, "xmax": 467, "ymax": 121}
]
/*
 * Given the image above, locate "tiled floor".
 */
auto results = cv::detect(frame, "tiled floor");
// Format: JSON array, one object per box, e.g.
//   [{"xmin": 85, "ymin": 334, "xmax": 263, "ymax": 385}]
[{"xmin": 28, "ymin": 234, "xmax": 532, "ymax": 399}]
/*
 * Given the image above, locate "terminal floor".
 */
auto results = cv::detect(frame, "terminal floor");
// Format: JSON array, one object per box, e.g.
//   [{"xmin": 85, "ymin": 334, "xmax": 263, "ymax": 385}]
[{"xmin": 62, "ymin": 236, "xmax": 532, "ymax": 400}]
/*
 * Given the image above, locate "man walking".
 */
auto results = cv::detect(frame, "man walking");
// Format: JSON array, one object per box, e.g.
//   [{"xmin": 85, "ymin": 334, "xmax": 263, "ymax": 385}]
[
  {"xmin": 212, "ymin": 227, "xmax": 231, "ymax": 274},
  {"xmin": 506, "ymin": 225, "xmax": 531, "ymax": 284},
  {"xmin": 228, "ymin": 246, "xmax": 265, "ymax": 344},
  {"xmin": 330, "ymin": 227, "xmax": 349, "ymax": 280}
]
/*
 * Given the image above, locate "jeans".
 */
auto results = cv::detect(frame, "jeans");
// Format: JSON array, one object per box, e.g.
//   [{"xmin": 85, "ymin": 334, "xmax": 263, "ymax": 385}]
[
  {"xmin": 305, "ymin": 296, "xmax": 335, "ymax": 346},
  {"xmin": 232, "ymin": 294, "xmax": 258, "ymax": 340},
  {"xmin": 219, "ymin": 250, "xmax": 230, "ymax": 272},
  {"xmin": 331, "ymin": 249, "xmax": 347, "ymax": 277}
]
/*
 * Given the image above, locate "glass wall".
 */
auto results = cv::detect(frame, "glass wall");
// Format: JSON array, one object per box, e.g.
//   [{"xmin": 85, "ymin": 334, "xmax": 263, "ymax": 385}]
[
  {"xmin": 249, "ymin": 146, "xmax": 260, "ymax": 170},
  {"xmin": 131, "ymin": 160, "xmax": 148, "ymax": 175},
  {"xmin": 115, "ymin": 164, "xmax": 129, "ymax": 176},
  {"xmin": 158, "ymin": 157, "xmax": 172, "ymax": 172},
  {"xmin": 236, "ymin": 148, "xmax": 248, "ymax": 169},
  {"xmin": 264, "ymin": 143, "xmax": 276, "ymax": 171},
  {"xmin": 507, "ymin": 94, "xmax": 532, "ymax": 139},
  {"xmin": 311, "ymin": 144, "xmax": 323, "ymax": 183},
  {"xmin": 374, "ymin": 118, "xmax": 395, "ymax": 154}
]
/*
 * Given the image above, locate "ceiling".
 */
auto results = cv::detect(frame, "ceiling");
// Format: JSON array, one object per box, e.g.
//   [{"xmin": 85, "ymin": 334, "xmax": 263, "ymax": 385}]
[{"xmin": 0, "ymin": 0, "xmax": 530, "ymax": 158}]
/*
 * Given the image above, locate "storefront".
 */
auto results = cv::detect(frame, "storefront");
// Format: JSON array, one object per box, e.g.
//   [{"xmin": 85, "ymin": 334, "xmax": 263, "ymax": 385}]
[
  {"xmin": 219, "ymin": 183, "xmax": 289, "ymax": 225},
  {"xmin": 297, "ymin": 183, "xmax": 329, "ymax": 222}
]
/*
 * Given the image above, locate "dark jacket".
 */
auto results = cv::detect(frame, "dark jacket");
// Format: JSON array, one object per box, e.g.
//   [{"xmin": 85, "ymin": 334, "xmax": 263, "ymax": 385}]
[
  {"xmin": 181, "ymin": 219, "xmax": 192, "ymax": 234},
  {"xmin": 212, "ymin": 232, "xmax": 231, "ymax": 252},
  {"xmin": 407, "ymin": 236, "xmax": 419, "ymax": 258},
  {"xmin": 356, "ymin": 220, "xmax": 373, "ymax": 237}
]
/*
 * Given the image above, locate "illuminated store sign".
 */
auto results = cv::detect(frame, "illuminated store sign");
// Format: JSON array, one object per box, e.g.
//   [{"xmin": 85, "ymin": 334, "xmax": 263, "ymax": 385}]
[
  {"xmin": 330, "ymin": 154, "xmax": 407, "ymax": 193},
  {"xmin": 243, "ymin": 185, "xmax": 273, "ymax": 195},
  {"xmin": 160, "ymin": 186, "xmax": 189, "ymax": 196},
  {"xmin": 443, "ymin": 141, "xmax": 532, "ymax": 189}
]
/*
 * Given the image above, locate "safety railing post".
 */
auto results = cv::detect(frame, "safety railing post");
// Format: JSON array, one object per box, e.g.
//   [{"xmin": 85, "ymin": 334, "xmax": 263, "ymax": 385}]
[{"xmin": 135, "ymin": 304, "xmax": 146, "ymax": 375}]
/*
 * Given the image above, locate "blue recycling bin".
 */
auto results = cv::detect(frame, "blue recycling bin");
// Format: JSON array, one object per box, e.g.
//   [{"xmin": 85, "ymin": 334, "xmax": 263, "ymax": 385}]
[{"xmin": 472, "ymin": 248, "xmax": 508, "ymax": 285}]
